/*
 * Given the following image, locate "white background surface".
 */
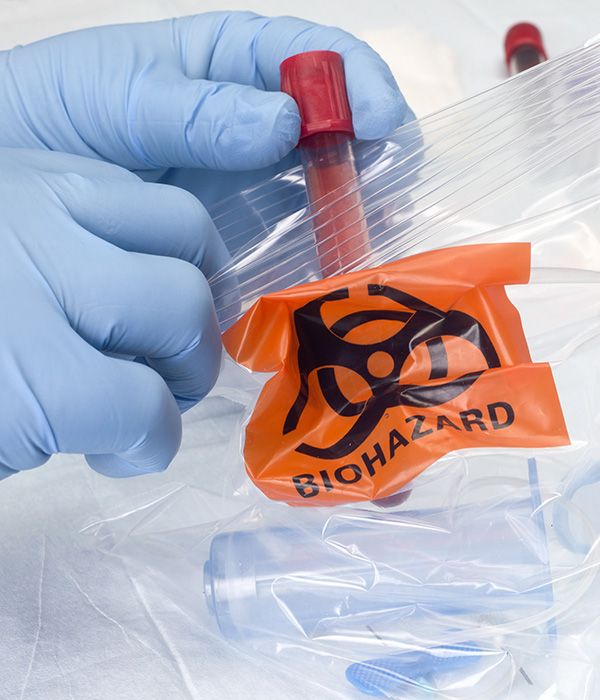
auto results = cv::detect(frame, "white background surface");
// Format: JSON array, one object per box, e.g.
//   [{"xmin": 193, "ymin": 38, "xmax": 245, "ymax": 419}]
[{"xmin": 0, "ymin": 2, "xmax": 599, "ymax": 699}]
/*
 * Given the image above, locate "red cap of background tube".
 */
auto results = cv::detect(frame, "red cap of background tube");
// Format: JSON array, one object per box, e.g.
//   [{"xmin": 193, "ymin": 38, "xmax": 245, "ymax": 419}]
[
  {"xmin": 280, "ymin": 50, "xmax": 354, "ymax": 140},
  {"xmin": 504, "ymin": 22, "xmax": 547, "ymax": 66}
]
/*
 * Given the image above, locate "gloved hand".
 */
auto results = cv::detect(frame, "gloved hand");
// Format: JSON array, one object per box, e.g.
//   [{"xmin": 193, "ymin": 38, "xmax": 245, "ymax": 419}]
[
  {"xmin": 0, "ymin": 12, "xmax": 414, "ymax": 204},
  {"xmin": 0, "ymin": 148, "xmax": 228, "ymax": 479}
]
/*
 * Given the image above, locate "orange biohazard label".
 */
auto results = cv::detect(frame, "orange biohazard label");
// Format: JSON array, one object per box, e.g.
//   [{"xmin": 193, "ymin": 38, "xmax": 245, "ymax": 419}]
[{"xmin": 223, "ymin": 243, "xmax": 569, "ymax": 505}]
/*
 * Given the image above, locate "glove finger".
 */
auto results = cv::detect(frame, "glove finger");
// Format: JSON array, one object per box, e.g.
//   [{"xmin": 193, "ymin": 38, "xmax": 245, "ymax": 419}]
[
  {"xmin": 341, "ymin": 47, "xmax": 416, "ymax": 139},
  {"xmin": 56, "ymin": 174, "xmax": 230, "ymax": 278},
  {"xmin": 7, "ymin": 146, "xmax": 141, "ymax": 181},
  {"xmin": 0, "ymin": 465, "xmax": 16, "ymax": 479},
  {"xmin": 52, "ymin": 333, "xmax": 182, "ymax": 477},
  {"xmin": 178, "ymin": 13, "xmax": 413, "ymax": 140},
  {"xmin": 10, "ymin": 313, "xmax": 182, "ymax": 477},
  {"xmin": 130, "ymin": 73, "xmax": 300, "ymax": 170},
  {"xmin": 56, "ymin": 234, "xmax": 221, "ymax": 411}
]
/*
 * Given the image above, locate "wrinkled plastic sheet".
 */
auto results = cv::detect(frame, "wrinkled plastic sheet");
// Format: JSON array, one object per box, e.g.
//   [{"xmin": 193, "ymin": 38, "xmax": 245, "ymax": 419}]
[
  {"xmin": 80, "ymin": 39, "xmax": 600, "ymax": 700},
  {"xmin": 2, "ymin": 3, "xmax": 600, "ymax": 700}
]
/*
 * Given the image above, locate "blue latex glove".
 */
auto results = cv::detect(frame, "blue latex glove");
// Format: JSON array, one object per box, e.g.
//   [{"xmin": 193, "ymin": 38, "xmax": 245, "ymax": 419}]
[
  {"xmin": 0, "ymin": 14, "xmax": 413, "ymax": 480},
  {"xmin": 0, "ymin": 148, "xmax": 228, "ymax": 479},
  {"xmin": 0, "ymin": 12, "xmax": 414, "ymax": 200}
]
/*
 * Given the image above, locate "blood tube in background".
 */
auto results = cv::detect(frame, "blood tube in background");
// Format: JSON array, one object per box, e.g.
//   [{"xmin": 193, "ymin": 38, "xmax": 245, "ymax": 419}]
[
  {"xmin": 504, "ymin": 22, "xmax": 548, "ymax": 76},
  {"xmin": 280, "ymin": 51, "xmax": 370, "ymax": 278}
]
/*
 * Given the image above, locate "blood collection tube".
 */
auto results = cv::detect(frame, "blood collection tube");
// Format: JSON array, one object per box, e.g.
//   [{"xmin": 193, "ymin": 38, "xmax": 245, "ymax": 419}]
[
  {"xmin": 280, "ymin": 51, "xmax": 369, "ymax": 277},
  {"xmin": 504, "ymin": 22, "xmax": 547, "ymax": 76}
]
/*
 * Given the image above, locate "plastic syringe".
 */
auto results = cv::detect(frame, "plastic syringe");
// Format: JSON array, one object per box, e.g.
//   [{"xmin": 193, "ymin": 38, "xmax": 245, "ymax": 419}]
[{"xmin": 280, "ymin": 51, "xmax": 370, "ymax": 278}]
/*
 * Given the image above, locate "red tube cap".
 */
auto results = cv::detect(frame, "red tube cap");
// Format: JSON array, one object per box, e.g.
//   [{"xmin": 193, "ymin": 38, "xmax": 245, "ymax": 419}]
[
  {"xmin": 280, "ymin": 50, "xmax": 354, "ymax": 140},
  {"xmin": 504, "ymin": 22, "xmax": 547, "ymax": 66}
]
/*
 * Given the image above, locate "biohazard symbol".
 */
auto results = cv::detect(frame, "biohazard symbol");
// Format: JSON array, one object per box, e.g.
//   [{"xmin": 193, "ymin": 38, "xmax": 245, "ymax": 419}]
[
  {"xmin": 284, "ymin": 284, "xmax": 501, "ymax": 459},
  {"xmin": 223, "ymin": 242, "xmax": 569, "ymax": 505}
]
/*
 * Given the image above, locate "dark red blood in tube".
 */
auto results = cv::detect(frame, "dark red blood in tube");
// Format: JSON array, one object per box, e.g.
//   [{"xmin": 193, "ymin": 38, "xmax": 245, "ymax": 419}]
[
  {"xmin": 504, "ymin": 22, "xmax": 548, "ymax": 75},
  {"xmin": 281, "ymin": 51, "xmax": 370, "ymax": 277},
  {"xmin": 300, "ymin": 131, "xmax": 369, "ymax": 277}
]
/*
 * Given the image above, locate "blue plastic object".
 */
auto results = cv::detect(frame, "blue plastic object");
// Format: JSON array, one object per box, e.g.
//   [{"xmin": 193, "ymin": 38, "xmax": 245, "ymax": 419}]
[{"xmin": 345, "ymin": 643, "xmax": 486, "ymax": 697}]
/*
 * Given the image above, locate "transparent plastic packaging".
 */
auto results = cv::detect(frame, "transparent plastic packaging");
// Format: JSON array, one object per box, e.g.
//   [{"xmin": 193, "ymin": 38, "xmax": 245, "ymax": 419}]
[
  {"xmin": 202, "ymin": 459, "xmax": 595, "ymax": 698},
  {"xmin": 84, "ymin": 40, "xmax": 600, "ymax": 699},
  {"xmin": 85, "ymin": 453, "xmax": 600, "ymax": 699},
  {"xmin": 210, "ymin": 40, "xmax": 600, "ymax": 328}
]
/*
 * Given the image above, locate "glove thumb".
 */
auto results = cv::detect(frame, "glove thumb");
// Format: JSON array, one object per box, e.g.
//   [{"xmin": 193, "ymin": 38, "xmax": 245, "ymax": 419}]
[{"xmin": 129, "ymin": 74, "xmax": 301, "ymax": 170}]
